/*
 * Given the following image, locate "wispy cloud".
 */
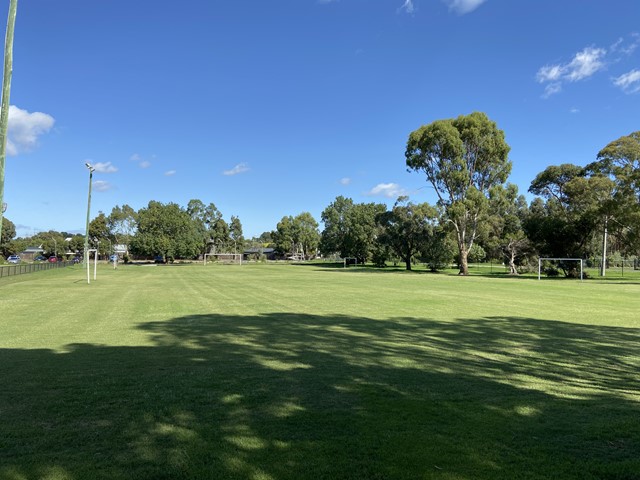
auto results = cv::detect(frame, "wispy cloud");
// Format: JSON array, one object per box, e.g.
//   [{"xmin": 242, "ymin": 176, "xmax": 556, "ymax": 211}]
[
  {"xmin": 366, "ymin": 183, "xmax": 408, "ymax": 198},
  {"xmin": 130, "ymin": 153, "xmax": 151, "ymax": 168},
  {"xmin": 92, "ymin": 161, "xmax": 118, "ymax": 174},
  {"xmin": 400, "ymin": 0, "xmax": 414, "ymax": 14},
  {"xmin": 6, "ymin": 105, "xmax": 55, "ymax": 156},
  {"xmin": 613, "ymin": 69, "xmax": 640, "ymax": 94},
  {"xmin": 443, "ymin": 0, "xmax": 487, "ymax": 15},
  {"xmin": 93, "ymin": 180, "xmax": 113, "ymax": 192},
  {"xmin": 340, "ymin": 177, "xmax": 352, "ymax": 186},
  {"xmin": 570, "ymin": 107, "xmax": 580, "ymax": 114},
  {"xmin": 537, "ymin": 46, "xmax": 606, "ymax": 97},
  {"xmin": 610, "ymin": 33, "xmax": 640, "ymax": 56},
  {"xmin": 223, "ymin": 163, "xmax": 250, "ymax": 176},
  {"xmin": 537, "ymin": 34, "xmax": 639, "ymax": 98},
  {"xmin": 164, "ymin": 170, "xmax": 176, "ymax": 176}
]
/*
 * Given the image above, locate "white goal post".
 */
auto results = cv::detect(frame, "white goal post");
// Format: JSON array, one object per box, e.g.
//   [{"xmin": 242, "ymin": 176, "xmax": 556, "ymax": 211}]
[
  {"xmin": 538, "ymin": 257, "xmax": 583, "ymax": 281},
  {"xmin": 86, "ymin": 249, "xmax": 98, "ymax": 284},
  {"xmin": 204, "ymin": 253, "xmax": 243, "ymax": 265}
]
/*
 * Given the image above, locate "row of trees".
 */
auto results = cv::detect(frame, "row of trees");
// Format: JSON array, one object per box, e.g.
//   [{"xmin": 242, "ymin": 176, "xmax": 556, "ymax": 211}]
[
  {"xmin": 2, "ymin": 113, "xmax": 638, "ymax": 275},
  {"xmin": 0, "ymin": 200, "xmax": 244, "ymax": 263},
  {"xmin": 272, "ymin": 114, "xmax": 640, "ymax": 275}
]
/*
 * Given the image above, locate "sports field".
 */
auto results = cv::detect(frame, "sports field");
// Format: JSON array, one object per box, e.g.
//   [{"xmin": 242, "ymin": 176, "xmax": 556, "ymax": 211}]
[{"xmin": 1, "ymin": 263, "xmax": 639, "ymax": 480}]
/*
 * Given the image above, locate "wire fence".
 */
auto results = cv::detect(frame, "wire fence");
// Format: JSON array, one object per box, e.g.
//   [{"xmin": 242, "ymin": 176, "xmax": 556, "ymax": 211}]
[{"xmin": 0, "ymin": 261, "xmax": 73, "ymax": 278}]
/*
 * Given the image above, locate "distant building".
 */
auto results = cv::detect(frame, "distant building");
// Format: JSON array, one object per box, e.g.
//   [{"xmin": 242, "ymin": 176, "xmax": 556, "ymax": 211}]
[
  {"xmin": 20, "ymin": 246, "xmax": 44, "ymax": 261},
  {"xmin": 243, "ymin": 247, "xmax": 276, "ymax": 261}
]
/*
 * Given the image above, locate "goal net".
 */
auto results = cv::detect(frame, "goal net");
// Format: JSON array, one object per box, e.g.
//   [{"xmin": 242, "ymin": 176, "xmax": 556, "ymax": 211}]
[
  {"xmin": 343, "ymin": 257, "xmax": 359, "ymax": 268},
  {"xmin": 204, "ymin": 253, "xmax": 243, "ymax": 265},
  {"xmin": 538, "ymin": 258, "xmax": 583, "ymax": 281}
]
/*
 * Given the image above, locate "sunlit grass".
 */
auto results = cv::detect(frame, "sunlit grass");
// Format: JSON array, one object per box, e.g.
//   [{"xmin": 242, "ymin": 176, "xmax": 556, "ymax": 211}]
[{"xmin": 1, "ymin": 263, "xmax": 639, "ymax": 479}]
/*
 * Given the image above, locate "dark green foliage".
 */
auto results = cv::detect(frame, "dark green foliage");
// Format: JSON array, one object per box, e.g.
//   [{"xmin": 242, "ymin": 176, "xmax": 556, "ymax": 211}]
[
  {"xmin": 0, "ymin": 216, "xmax": 15, "ymax": 256},
  {"xmin": 526, "ymin": 164, "xmax": 615, "ymax": 264},
  {"xmin": 376, "ymin": 198, "xmax": 440, "ymax": 271},
  {"xmin": 320, "ymin": 196, "xmax": 386, "ymax": 262},
  {"xmin": 130, "ymin": 201, "xmax": 202, "ymax": 260}
]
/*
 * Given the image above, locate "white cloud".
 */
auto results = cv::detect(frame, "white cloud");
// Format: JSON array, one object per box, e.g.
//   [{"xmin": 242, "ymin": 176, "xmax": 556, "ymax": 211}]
[
  {"xmin": 93, "ymin": 180, "xmax": 113, "ymax": 192},
  {"xmin": 542, "ymin": 82, "xmax": 562, "ymax": 99},
  {"xmin": 400, "ymin": 0, "xmax": 414, "ymax": 14},
  {"xmin": 130, "ymin": 153, "xmax": 151, "ymax": 168},
  {"xmin": 536, "ymin": 65, "xmax": 563, "ymax": 83},
  {"xmin": 443, "ymin": 0, "xmax": 487, "ymax": 15},
  {"xmin": 6, "ymin": 105, "xmax": 55, "ymax": 156},
  {"xmin": 340, "ymin": 177, "xmax": 351, "ymax": 186},
  {"xmin": 570, "ymin": 107, "xmax": 580, "ymax": 114},
  {"xmin": 536, "ymin": 46, "xmax": 607, "ymax": 98},
  {"xmin": 565, "ymin": 47, "xmax": 606, "ymax": 81},
  {"xmin": 164, "ymin": 170, "xmax": 176, "ymax": 176},
  {"xmin": 366, "ymin": 183, "xmax": 408, "ymax": 198},
  {"xmin": 613, "ymin": 69, "xmax": 640, "ymax": 94},
  {"xmin": 223, "ymin": 163, "xmax": 250, "ymax": 176},
  {"xmin": 610, "ymin": 33, "xmax": 640, "ymax": 56},
  {"xmin": 93, "ymin": 161, "xmax": 118, "ymax": 174}
]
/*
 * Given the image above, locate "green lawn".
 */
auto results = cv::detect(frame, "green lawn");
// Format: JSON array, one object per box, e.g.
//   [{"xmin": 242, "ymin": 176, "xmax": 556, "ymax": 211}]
[{"xmin": 1, "ymin": 263, "xmax": 639, "ymax": 480}]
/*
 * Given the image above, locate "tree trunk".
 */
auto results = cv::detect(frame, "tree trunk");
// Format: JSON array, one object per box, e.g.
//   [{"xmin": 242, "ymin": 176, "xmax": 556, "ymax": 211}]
[
  {"xmin": 508, "ymin": 252, "xmax": 518, "ymax": 275},
  {"xmin": 405, "ymin": 257, "xmax": 412, "ymax": 271},
  {"xmin": 458, "ymin": 247, "xmax": 469, "ymax": 275}
]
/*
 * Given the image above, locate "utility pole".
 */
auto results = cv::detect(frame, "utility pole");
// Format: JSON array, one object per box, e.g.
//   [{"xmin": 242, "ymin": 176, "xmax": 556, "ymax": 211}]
[
  {"xmin": 84, "ymin": 163, "xmax": 95, "ymax": 266},
  {"xmin": 0, "ymin": 0, "xmax": 18, "ymax": 245}
]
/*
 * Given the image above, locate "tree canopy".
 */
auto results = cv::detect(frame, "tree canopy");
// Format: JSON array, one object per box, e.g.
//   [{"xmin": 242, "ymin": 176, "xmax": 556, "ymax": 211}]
[{"xmin": 406, "ymin": 112, "xmax": 511, "ymax": 275}]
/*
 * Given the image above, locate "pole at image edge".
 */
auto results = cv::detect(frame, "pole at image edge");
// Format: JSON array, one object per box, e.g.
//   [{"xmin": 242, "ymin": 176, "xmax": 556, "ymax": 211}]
[
  {"xmin": 84, "ymin": 163, "xmax": 95, "ymax": 267},
  {"xmin": 0, "ymin": 0, "xmax": 18, "ymax": 246}
]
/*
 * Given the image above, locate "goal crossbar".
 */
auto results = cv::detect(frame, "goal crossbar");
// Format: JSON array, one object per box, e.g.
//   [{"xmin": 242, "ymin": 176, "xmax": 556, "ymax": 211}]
[
  {"xmin": 538, "ymin": 257, "xmax": 583, "ymax": 281},
  {"xmin": 204, "ymin": 253, "xmax": 243, "ymax": 265}
]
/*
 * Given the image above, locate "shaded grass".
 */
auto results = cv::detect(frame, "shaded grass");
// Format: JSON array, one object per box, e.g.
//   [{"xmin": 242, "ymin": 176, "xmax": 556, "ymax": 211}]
[{"xmin": 1, "ymin": 264, "xmax": 640, "ymax": 479}]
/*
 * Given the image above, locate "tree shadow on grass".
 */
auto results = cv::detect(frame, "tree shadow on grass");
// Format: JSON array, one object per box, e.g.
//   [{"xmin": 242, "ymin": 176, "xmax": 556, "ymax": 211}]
[{"xmin": 1, "ymin": 314, "xmax": 640, "ymax": 480}]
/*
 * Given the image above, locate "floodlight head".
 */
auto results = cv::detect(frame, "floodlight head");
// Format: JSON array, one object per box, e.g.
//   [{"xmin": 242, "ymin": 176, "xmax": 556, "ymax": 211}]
[{"xmin": 85, "ymin": 162, "xmax": 95, "ymax": 172}]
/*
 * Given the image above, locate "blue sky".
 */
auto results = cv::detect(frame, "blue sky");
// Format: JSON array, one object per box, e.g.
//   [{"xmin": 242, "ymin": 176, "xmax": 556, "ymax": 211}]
[{"xmin": 3, "ymin": 0, "xmax": 640, "ymax": 238}]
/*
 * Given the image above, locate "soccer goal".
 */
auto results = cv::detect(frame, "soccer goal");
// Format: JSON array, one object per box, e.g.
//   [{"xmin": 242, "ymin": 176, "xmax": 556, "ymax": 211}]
[
  {"xmin": 204, "ymin": 253, "xmax": 243, "ymax": 265},
  {"xmin": 538, "ymin": 257, "xmax": 583, "ymax": 281},
  {"xmin": 343, "ymin": 257, "xmax": 359, "ymax": 268}
]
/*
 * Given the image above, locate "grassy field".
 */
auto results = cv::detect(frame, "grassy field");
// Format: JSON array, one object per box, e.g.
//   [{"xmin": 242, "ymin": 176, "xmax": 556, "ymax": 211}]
[{"xmin": 1, "ymin": 263, "xmax": 639, "ymax": 480}]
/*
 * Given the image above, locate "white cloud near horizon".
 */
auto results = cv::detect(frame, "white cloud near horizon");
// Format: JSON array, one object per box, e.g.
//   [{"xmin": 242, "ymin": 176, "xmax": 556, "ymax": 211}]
[
  {"xmin": 93, "ymin": 180, "xmax": 113, "ymax": 192},
  {"xmin": 613, "ymin": 69, "xmax": 640, "ymax": 94},
  {"xmin": 164, "ymin": 170, "xmax": 176, "ymax": 176},
  {"xmin": 223, "ymin": 163, "xmax": 250, "ymax": 176},
  {"xmin": 93, "ymin": 161, "xmax": 118, "ymax": 174},
  {"xmin": 340, "ymin": 177, "xmax": 352, "ymax": 186},
  {"xmin": 6, "ymin": 105, "xmax": 55, "ymax": 156},
  {"xmin": 139, "ymin": 160, "xmax": 151, "ymax": 168},
  {"xmin": 443, "ymin": 0, "xmax": 487, "ymax": 15},
  {"xmin": 366, "ymin": 183, "xmax": 408, "ymax": 198}
]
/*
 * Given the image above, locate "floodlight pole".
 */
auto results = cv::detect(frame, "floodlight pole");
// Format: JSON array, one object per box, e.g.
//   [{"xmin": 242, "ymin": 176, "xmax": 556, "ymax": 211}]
[
  {"xmin": 83, "ymin": 163, "xmax": 95, "ymax": 266},
  {"xmin": 0, "ymin": 0, "xmax": 18, "ymax": 246}
]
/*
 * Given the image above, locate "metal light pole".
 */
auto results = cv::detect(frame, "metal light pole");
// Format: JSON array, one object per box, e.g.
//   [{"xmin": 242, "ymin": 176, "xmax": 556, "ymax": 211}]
[
  {"xmin": 0, "ymin": 0, "xmax": 18, "ymax": 246},
  {"xmin": 84, "ymin": 162, "xmax": 95, "ymax": 266}
]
